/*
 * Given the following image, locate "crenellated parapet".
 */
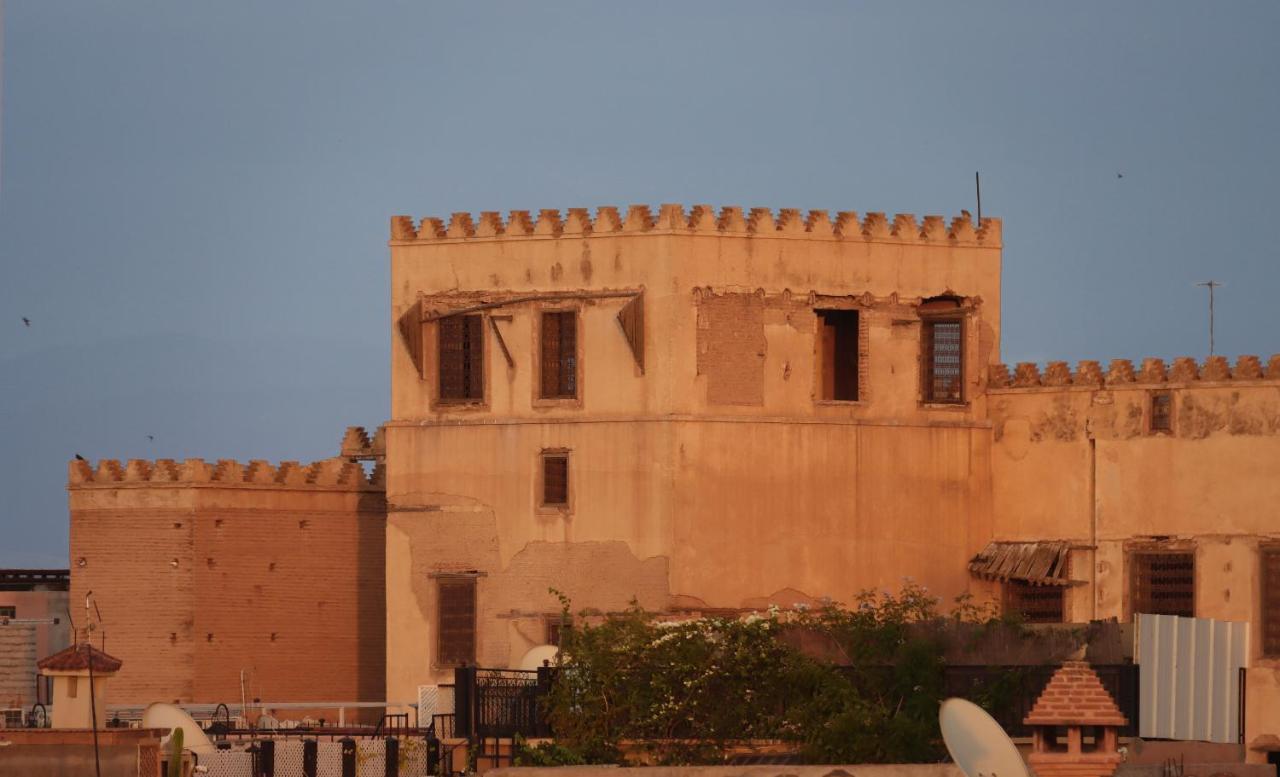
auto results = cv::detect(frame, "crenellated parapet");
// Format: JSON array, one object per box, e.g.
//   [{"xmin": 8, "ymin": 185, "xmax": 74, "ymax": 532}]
[
  {"xmin": 391, "ymin": 204, "xmax": 1000, "ymax": 247},
  {"xmin": 988, "ymin": 354, "xmax": 1280, "ymax": 390},
  {"xmin": 68, "ymin": 456, "xmax": 384, "ymax": 490},
  {"xmin": 340, "ymin": 425, "xmax": 386, "ymax": 461}
]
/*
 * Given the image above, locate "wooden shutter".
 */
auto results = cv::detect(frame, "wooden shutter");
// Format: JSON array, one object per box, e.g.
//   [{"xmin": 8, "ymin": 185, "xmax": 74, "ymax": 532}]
[
  {"xmin": 397, "ymin": 300, "xmax": 424, "ymax": 378},
  {"xmin": 540, "ymin": 312, "xmax": 576, "ymax": 398},
  {"xmin": 1131, "ymin": 552, "xmax": 1195, "ymax": 617},
  {"xmin": 437, "ymin": 578, "xmax": 476, "ymax": 665},
  {"xmin": 438, "ymin": 315, "xmax": 483, "ymax": 401},
  {"xmin": 616, "ymin": 294, "xmax": 644, "ymax": 372},
  {"xmin": 1263, "ymin": 547, "xmax": 1280, "ymax": 656},
  {"xmin": 543, "ymin": 454, "xmax": 568, "ymax": 505},
  {"xmin": 923, "ymin": 318, "xmax": 964, "ymax": 403}
]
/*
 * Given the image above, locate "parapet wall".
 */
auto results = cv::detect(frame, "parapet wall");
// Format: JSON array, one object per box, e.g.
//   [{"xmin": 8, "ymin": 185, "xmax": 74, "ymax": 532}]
[
  {"xmin": 390, "ymin": 204, "xmax": 1001, "ymax": 246},
  {"xmin": 68, "ymin": 456, "xmax": 384, "ymax": 489},
  {"xmin": 988, "ymin": 354, "xmax": 1280, "ymax": 390}
]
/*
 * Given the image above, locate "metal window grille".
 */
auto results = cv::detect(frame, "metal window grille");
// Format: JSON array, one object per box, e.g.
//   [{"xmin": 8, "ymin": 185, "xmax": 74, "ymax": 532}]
[
  {"xmin": 438, "ymin": 314, "xmax": 484, "ymax": 401},
  {"xmin": 817, "ymin": 310, "xmax": 859, "ymax": 401},
  {"xmin": 1131, "ymin": 551, "xmax": 1195, "ymax": 617},
  {"xmin": 543, "ymin": 454, "xmax": 569, "ymax": 506},
  {"xmin": 1005, "ymin": 581, "xmax": 1065, "ymax": 623},
  {"xmin": 923, "ymin": 318, "xmax": 964, "ymax": 403},
  {"xmin": 1151, "ymin": 391, "xmax": 1173, "ymax": 433},
  {"xmin": 1263, "ymin": 547, "xmax": 1280, "ymax": 656},
  {"xmin": 540, "ymin": 311, "xmax": 577, "ymax": 399},
  {"xmin": 438, "ymin": 578, "xmax": 476, "ymax": 666}
]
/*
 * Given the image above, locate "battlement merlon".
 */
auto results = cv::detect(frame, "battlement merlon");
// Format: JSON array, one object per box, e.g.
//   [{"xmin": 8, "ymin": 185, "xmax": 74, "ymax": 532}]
[
  {"xmin": 988, "ymin": 354, "xmax": 1280, "ymax": 390},
  {"xmin": 390, "ymin": 205, "xmax": 1001, "ymax": 247},
  {"xmin": 67, "ymin": 457, "xmax": 385, "ymax": 490}
]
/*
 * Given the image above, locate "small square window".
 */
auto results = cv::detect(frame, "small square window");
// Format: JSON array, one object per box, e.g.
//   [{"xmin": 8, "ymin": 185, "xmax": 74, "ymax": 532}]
[
  {"xmin": 542, "ymin": 452, "xmax": 569, "ymax": 507},
  {"xmin": 546, "ymin": 615, "xmax": 571, "ymax": 647},
  {"xmin": 1150, "ymin": 391, "xmax": 1173, "ymax": 434},
  {"xmin": 1005, "ymin": 581, "xmax": 1065, "ymax": 623},
  {"xmin": 0, "ymin": 606, "xmax": 15, "ymax": 620}
]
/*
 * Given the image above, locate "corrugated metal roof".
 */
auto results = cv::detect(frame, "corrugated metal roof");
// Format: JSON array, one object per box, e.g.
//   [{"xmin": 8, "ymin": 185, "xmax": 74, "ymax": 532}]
[{"xmin": 968, "ymin": 541, "xmax": 1078, "ymax": 586}]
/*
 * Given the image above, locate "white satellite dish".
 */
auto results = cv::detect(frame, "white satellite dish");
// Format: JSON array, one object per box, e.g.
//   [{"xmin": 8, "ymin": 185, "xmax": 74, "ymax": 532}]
[
  {"xmin": 141, "ymin": 702, "xmax": 216, "ymax": 756},
  {"xmin": 939, "ymin": 698, "xmax": 1030, "ymax": 777},
  {"xmin": 518, "ymin": 644, "xmax": 559, "ymax": 671}
]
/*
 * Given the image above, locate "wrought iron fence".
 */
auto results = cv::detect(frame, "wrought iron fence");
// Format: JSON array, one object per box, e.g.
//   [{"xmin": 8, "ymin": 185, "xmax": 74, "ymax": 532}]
[{"xmin": 453, "ymin": 666, "xmax": 552, "ymax": 740}]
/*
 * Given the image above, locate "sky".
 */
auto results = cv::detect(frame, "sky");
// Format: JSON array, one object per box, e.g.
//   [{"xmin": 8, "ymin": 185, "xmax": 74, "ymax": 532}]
[{"xmin": 1, "ymin": 2, "xmax": 1277, "ymax": 566}]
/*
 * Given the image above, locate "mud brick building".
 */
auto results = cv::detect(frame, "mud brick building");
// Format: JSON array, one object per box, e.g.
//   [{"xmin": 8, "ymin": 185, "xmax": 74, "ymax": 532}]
[{"xmin": 67, "ymin": 202, "xmax": 1280, "ymax": 758}]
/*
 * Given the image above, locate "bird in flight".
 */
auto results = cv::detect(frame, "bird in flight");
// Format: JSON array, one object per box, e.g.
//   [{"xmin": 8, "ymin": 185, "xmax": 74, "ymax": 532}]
[
  {"xmin": 22, "ymin": 317, "xmax": 31, "ymax": 327},
  {"xmin": 147, "ymin": 435, "xmax": 155, "ymax": 442},
  {"xmin": 1117, "ymin": 173, "xmax": 1124, "ymax": 179}
]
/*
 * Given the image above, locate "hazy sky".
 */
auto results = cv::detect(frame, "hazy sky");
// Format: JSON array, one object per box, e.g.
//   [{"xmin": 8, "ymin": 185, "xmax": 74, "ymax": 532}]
[{"xmin": 1, "ymin": 2, "xmax": 1278, "ymax": 565}]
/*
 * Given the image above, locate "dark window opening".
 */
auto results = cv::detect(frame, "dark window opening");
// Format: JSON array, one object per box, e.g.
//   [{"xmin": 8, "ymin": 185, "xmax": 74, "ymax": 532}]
[
  {"xmin": 540, "ymin": 311, "xmax": 577, "ymax": 399},
  {"xmin": 542, "ymin": 453, "xmax": 569, "ymax": 506},
  {"xmin": 1046, "ymin": 725, "xmax": 1069, "ymax": 753},
  {"xmin": 438, "ymin": 314, "xmax": 484, "ymax": 401},
  {"xmin": 1262, "ymin": 546, "xmax": 1280, "ymax": 656},
  {"xmin": 0, "ymin": 606, "xmax": 14, "ymax": 619},
  {"xmin": 437, "ymin": 577, "xmax": 477, "ymax": 666},
  {"xmin": 923, "ymin": 318, "xmax": 964, "ymax": 403},
  {"xmin": 1080, "ymin": 726, "xmax": 1101, "ymax": 753},
  {"xmin": 1131, "ymin": 551, "xmax": 1195, "ymax": 618},
  {"xmin": 546, "ymin": 616, "xmax": 571, "ymax": 647},
  {"xmin": 817, "ymin": 310, "xmax": 859, "ymax": 401},
  {"xmin": 1151, "ymin": 391, "xmax": 1173, "ymax": 433},
  {"xmin": 1005, "ymin": 581, "xmax": 1065, "ymax": 623}
]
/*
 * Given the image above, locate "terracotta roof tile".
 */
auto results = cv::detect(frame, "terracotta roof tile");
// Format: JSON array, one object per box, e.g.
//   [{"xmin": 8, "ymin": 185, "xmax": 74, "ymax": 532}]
[
  {"xmin": 37, "ymin": 643, "xmax": 123, "ymax": 673},
  {"xmin": 1024, "ymin": 661, "xmax": 1127, "ymax": 727}
]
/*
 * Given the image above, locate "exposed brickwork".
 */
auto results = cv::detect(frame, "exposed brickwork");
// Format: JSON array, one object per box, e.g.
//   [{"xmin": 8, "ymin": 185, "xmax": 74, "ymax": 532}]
[
  {"xmin": 696, "ymin": 292, "xmax": 766, "ymax": 406},
  {"xmin": 69, "ymin": 456, "xmax": 386, "ymax": 709},
  {"xmin": 1025, "ymin": 660, "xmax": 1127, "ymax": 727},
  {"xmin": 0, "ymin": 623, "xmax": 38, "ymax": 708}
]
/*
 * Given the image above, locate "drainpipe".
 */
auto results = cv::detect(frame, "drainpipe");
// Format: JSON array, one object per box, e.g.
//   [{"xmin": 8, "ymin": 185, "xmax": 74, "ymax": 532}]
[{"xmin": 1088, "ymin": 433, "xmax": 1098, "ymax": 621}]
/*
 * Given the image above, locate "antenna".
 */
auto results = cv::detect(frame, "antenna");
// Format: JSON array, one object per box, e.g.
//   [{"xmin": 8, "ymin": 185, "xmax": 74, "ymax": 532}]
[
  {"xmin": 1194, "ymin": 280, "xmax": 1224, "ymax": 355},
  {"xmin": 974, "ymin": 171, "xmax": 982, "ymax": 226}
]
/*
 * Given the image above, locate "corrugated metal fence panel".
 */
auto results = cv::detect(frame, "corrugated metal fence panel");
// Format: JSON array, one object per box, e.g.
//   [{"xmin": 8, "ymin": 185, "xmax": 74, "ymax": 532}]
[{"xmin": 1136, "ymin": 613, "xmax": 1248, "ymax": 743}]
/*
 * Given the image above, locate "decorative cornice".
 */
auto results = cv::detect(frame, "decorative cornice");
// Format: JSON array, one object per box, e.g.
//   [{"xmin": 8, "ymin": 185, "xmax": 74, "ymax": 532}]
[
  {"xmin": 988, "ymin": 355, "xmax": 1280, "ymax": 390},
  {"xmin": 390, "ymin": 204, "xmax": 1000, "ymax": 247},
  {"xmin": 69, "ymin": 456, "xmax": 384, "ymax": 490}
]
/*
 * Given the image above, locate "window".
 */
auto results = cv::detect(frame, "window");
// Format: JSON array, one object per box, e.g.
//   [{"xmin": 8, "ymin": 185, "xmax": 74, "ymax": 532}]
[
  {"xmin": 546, "ymin": 615, "xmax": 571, "ymax": 647},
  {"xmin": 542, "ymin": 452, "xmax": 569, "ymax": 507},
  {"xmin": 1150, "ymin": 391, "xmax": 1173, "ymax": 434},
  {"xmin": 438, "ymin": 314, "xmax": 484, "ymax": 402},
  {"xmin": 922, "ymin": 318, "xmax": 964, "ymax": 403},
  {"xmin": 817, "ymin": 310, "xmax": 859, "ymax": 401},
  {"xmin": 1131, "ymin": 551, "xmax": 1195, "ymax": 617},
  {"xmin": 0, "ymin": 606, "xmax": 14, "ymax": 619},
  {"xmin": 67, "ymin": 676, "xmax": 78, "ymax": 699},
  {"xmin": 1005, "ymin": 582, "xmax": 1065, "ymax": 623},
  {"xmin": 437, "ymin": 577, "xmax": 477, "ymax": 666},
  {"xmin": 540, "ymin": 311, "xmax": 577, "ymax": 399},
  {"xmin": 1263, "ymin": 546, "xmax": 1280, "ymax": 656}
]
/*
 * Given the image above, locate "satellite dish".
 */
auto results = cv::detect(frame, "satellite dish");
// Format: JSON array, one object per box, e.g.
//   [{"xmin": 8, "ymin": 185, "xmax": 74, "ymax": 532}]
[
  {"xmin": 518, "ymin": 644, "xmax": 559, "ymax": 671},
  {"xmin": 141, "ymin": 702, "xmax": 216, "ymax": 756},
  {"xmin": 939, "ymin": 698, "xmax": 1030, "ymax": 777}
]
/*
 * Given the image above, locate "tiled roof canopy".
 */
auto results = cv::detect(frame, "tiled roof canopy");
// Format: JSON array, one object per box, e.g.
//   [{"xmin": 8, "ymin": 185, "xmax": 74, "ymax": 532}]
[
  {"xmin": 969, "ymin": 541, "xmax": 1077, "ymax": 586},
  {"xmin": 37, "ymin": 643, "xmax": 123, "ymax": 673},
  {"xmin": 1025, "ymin": 661, "xmax": 1128, "ymax": 727}
]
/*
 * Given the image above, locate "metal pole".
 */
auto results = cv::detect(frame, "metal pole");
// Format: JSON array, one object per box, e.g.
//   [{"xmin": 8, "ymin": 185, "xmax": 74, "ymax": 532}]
[
  {"xmin": 84, "ymin": 590, "xmax": 102, "ymax": 777},
  {"xmin": 975, "ymin": 171, "xmax": 982, "ymax": 226},
  {"xmin": 1195, "ymin": 281, "xmax": 1223, "ymax": 355}
]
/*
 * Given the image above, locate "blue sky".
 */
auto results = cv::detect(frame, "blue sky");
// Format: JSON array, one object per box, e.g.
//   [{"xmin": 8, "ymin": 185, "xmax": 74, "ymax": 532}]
[{"xmin": 1, "ymin": 2, "xmax": 1278, "ymax": 565}]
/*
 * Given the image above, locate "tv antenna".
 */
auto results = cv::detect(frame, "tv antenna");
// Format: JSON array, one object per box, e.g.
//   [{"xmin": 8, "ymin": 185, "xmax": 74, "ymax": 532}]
[
  {"xmin": 1194, "ymin": 280, "xmax": 1224, "ymax": 355},
  {"xmin": 974, "ymin": 171, "xmax": 982, "ymax": 226}
]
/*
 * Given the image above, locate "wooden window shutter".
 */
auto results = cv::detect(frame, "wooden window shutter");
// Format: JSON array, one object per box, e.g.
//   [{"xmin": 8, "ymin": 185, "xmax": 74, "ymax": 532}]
[
  {"xmin": 1131, "ymin": 552, "xmax": 1195, "ymax": 618},
  {"xmin": 397, "ymin": 300, "xmax": 424, "ymax": 378},
  {"xmin": 438, "ymin": 314, "xmax": 483, "ymax": 401},
  {"xmin": 437, "ymin": 578, "xmax": 476, "ymax": 666},
  {"xmin": 923, "ymin": 318, "xmax": 964, "ymax": 403},
  {"xmin": 540, "ymin": 312, "xmax": 577, "ymax": 398},
  {"xmin": 1263, "ymin": 547, "xmax": 1280, "ymax": 656},
  {"xmin": 616, "ymin": 294, "xmax": 644, "ymax": 372},
  {"xmin": 543, "ymin": 453, "xmax": 569, "ymax": 505}
]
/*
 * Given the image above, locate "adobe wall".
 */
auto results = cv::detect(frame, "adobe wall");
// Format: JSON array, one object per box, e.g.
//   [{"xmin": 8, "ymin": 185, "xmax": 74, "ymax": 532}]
[
  {"xmin": 386, "ymin": 205, "xmax": 1001, "ymax": 700},
  {"xmin": 987, "ymin": 355, "xmax": 1280, "ymax": 762},
  {"xmin": 67, "ymin": 455, "xmax": 386, "ymax": 709}
]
